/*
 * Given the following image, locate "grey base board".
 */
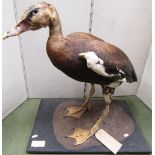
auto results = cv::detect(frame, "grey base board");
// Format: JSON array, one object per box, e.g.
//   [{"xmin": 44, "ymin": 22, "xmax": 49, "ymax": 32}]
[{"xmin": 26, "ymin": 98, "xmax": 151, "ymax": 154}]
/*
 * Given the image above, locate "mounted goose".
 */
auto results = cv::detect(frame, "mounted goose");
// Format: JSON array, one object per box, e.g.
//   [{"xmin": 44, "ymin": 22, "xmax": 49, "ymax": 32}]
[{"xmin": 3, "ymin": 2, "xmax": 137, "ymax": 145}]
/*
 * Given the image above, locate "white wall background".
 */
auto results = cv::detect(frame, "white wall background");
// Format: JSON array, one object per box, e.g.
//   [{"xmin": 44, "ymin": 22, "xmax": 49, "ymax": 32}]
[
  {"xmin": 2, "ymin": 0, "xmax": 27, "ymax": 119},
  {"xmin": 137, "ymin": 46, "xmax": 152, "ymax": 108},
  {"xmin": 3, "ymin": 0, "xmax": 152, "ymax": 118}
]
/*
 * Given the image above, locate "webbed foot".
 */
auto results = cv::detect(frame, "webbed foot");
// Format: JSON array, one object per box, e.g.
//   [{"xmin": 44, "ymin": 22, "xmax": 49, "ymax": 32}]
[
  {"xmin": 65, "ymin": 106, "xmax": 87, "ymax": 118},
  {"xmin": 68, "ymin": 128, "xmax": 93, "ymax": 145}
]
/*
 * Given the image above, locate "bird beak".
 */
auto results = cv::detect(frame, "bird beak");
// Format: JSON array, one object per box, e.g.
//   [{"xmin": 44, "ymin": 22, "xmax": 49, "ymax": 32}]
[{"xmin": 3, "ymin": 18, "xmax": 32, "ymax": 40}]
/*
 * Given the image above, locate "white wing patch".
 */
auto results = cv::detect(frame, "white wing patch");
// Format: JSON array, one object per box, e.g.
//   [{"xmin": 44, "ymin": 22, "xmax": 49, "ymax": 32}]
[
  {"xmin": 79, "ymin": 51, "xmax": 114, "ymax": 77},
  {"xmin": 116, "ymin": 67, "xmax": 125, "ymax": 75}
]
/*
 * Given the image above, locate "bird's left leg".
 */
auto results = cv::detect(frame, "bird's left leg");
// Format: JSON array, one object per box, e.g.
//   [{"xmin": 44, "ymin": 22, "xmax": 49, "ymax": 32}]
[
  {"xmin": 65, "ymin": 84, "xmax": 95, "ymax": 118},
  {"xmin": 68, "ymin": 86, "xmax": 115, "ymax": 145}
]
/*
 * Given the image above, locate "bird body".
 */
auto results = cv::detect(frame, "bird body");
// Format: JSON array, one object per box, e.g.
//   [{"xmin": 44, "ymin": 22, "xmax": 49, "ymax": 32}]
[
  {"xmin": 47, "ymin": 32, "xmax": 137, "ymax": 86},
  {"xmin": 3, "ymin": 2, "xmax": 137, "ymax": 145}
]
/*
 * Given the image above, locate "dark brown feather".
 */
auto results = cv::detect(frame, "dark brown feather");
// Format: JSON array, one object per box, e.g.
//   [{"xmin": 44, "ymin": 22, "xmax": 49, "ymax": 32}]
[{"xmin": 47, "ymin": 32, "xmax": 137, "ymax": 85}]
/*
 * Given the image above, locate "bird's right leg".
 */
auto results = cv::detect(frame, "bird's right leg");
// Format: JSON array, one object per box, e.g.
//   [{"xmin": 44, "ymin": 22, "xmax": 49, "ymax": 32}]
[
  {"xmin": 67, "ymin": 86, "xmax": 114, "ymax": 145},
  {"xmin": 65, "ymin": 84, "xmax": 95, "ymax": 118}
]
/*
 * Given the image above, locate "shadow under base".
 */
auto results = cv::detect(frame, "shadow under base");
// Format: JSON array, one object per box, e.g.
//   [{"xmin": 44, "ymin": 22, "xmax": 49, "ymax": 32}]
[{"xmin": 27, "ymin": 98, "xmax": 151, "ymax": 154}]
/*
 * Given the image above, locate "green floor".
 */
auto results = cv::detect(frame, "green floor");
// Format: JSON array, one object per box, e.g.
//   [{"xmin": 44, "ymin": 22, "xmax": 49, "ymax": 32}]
[{"xmin": 3, "ymin": 96, "xmax": 152, "ymax": 155}]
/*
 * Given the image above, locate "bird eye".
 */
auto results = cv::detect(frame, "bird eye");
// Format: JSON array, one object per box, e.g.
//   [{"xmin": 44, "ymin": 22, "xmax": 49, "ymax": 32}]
[{"xmin": 32, "ymin": 8, "xmax": 39, "ymax": 15}]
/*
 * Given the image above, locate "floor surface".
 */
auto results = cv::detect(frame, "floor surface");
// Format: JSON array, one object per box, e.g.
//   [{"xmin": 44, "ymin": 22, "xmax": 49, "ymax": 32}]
[{"xmin": 3, "ymin": 96, "xmax": 152, "ymax": 155}]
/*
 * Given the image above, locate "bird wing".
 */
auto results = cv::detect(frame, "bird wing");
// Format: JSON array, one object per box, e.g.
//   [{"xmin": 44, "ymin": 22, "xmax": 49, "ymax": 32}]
[
  {"xmin": 79, "ymin": 51, "xmax": 111, "ymax": 77},
  {"xmin": 67, "ymin": 32, "xmax": 137, "ymax": 83},
  {"xmin": 79, "ymin": 51, "xmax": 124, "ymax": 80}
]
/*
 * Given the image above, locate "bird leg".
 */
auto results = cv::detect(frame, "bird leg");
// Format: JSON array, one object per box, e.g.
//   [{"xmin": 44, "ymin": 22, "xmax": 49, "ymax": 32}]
[
  {"xmin": 65, "ymin": 84, "xmax": 95, "ymax": 118},
  {"xmin": 68, "ymin": 87, "xmax": 114, "ymax": 145},
  {"xmin": 68, "ymin": 103, "xmax": 110, "ymax": 145}
]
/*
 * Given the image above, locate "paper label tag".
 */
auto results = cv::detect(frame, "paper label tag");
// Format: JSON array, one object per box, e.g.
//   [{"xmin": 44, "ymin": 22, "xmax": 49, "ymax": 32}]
[
  {"xmin": 95, "ymin": 129, "xmax": 122, "ymax": 154},
  {"xmin": 31, "ymin": 140, "xmax": 45, "ymax": 147}
]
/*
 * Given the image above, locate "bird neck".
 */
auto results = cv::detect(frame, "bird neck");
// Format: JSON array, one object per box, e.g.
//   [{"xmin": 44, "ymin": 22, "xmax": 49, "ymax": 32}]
[{"xmin": 49, "ymin": 10, "xmax": 63, "ymax": 38}]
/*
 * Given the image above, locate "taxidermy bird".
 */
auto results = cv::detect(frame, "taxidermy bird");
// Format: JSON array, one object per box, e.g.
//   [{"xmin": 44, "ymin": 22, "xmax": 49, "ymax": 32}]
[{"xmin": 3, "ymin": 2, "xmax": 137, "ymax": 145}]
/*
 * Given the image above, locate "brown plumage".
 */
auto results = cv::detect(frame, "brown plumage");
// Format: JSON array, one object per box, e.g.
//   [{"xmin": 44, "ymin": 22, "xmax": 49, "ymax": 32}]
[
  {"xmin": 47, "ymin": 32, "xmax": 137, "ymax": 85},
  {"xmin": 3, "ymin": 2, "xmax": 137, "ymax": 145}
]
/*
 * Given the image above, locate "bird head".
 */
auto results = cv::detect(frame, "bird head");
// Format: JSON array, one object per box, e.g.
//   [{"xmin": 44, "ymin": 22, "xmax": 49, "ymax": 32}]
[{"xmin": 3, "ymin": 2, "xmax": 57, "ymax": 40}]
